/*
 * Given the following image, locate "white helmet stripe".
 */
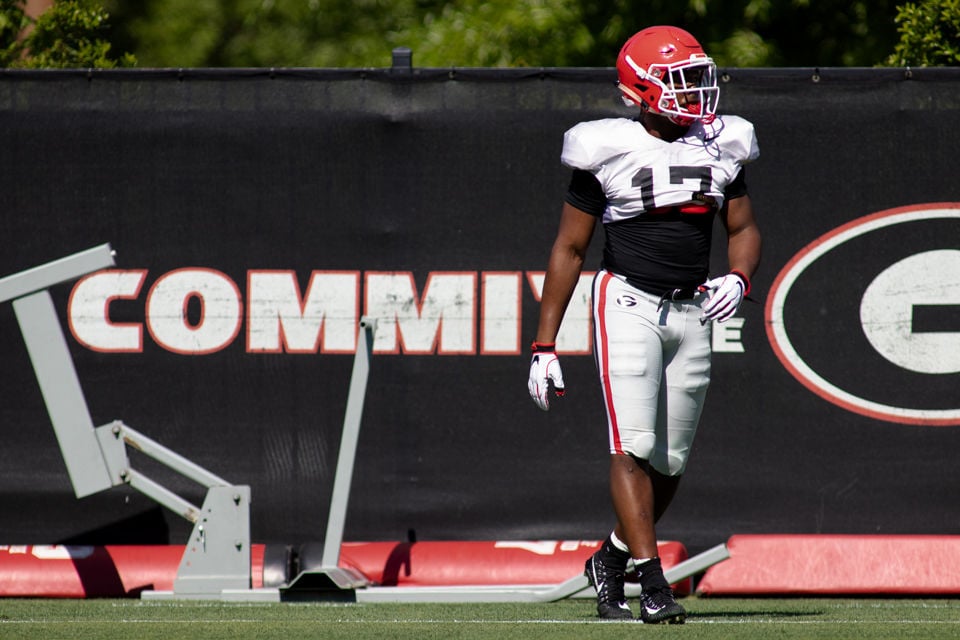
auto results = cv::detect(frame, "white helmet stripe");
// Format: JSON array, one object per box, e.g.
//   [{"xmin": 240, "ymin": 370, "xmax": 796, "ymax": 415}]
[{"xmin": 623, "ymin": 54, "xmax": 647, "ymax": 80}]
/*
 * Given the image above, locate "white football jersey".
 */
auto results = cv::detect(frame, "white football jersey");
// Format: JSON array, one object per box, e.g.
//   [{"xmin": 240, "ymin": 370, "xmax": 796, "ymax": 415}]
[{"xmin": 561, "ymin": 115, "xmax": 759, "ymax": 223}]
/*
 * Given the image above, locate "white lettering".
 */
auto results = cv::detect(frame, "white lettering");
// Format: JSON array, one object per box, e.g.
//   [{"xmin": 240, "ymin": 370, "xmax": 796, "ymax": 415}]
[
  {"xmin": 0, "ymin": 546, "xmax": 28, "ymax": 555},
  {"xmin": 67, "ymin": 267, "xmax": 751, "ymax": 357},
  {"xmin": 247, "ymin": 271, "xmax": 359, "ymax": 353},
  {"xmin": 494, "ymin": 541, "xmax": 558, "ymax": 555},
  {"xmin": 68, "ymin": 270, "xmax": 147, "ymax": 352},
  {"xmin": 712, "ymin": 317, "xmax": 745, "ymax": 353},
  {"xmin": 558, "ymin": 540, "xmax": 598, "ymax": 552},
  {"xmin": 365, "ymin": 272, "xmax": 476, "ymax": 354},
  {"xmin": 481, "ymin": 272, "xmax": 521, "ymax": 354},
  {"xmin": 526, "ymin": 272, "xmax": 594, "ymax": 354},
  {"xmin": 146, "ymin": 269, "xmax": 242, "ymax": 355},
  {"xmin": 31, "ymin": 545, "xmax": 95, "ymax": 560},
  {"xmin": 860, "ymin": 250, "xmax": 960, "ymax": 374}
]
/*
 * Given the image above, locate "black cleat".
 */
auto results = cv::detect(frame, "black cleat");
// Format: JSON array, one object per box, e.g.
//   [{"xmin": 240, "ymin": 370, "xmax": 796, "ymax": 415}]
[
  {"xmin": 638, "ymin": 585, "xmax": 686, "ymax": 624},
  {"xmin": 584, "ymin": 551, "xmax": 633, "ymax": 620}
]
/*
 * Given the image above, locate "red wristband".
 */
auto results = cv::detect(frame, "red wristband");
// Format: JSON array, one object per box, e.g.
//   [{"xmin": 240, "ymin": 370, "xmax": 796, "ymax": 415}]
[
  {"xmin": 730, "ymin": 270, "xmax": 751, "ymax": 296},
  {"xmin": 531, "ymin": 341, "xmax": 556, "ymax": 353}
]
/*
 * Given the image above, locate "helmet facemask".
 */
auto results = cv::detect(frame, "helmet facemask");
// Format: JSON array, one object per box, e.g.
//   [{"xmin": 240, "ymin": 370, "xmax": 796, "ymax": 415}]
[{"xmin": 620, "ymin": 53, "xmax": 719, "ymax": 126}]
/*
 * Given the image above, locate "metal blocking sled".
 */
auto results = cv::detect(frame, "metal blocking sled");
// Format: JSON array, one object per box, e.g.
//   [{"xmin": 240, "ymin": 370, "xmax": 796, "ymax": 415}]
[{"xmin": 1, "ymin": 245, "xmax": 261, "ymax": 600}]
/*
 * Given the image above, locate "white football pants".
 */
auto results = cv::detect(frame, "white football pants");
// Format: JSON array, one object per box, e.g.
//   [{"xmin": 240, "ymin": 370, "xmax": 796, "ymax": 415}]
[{"xmin": 592, "ymin": 270, "xmax": 712, "ymax": 476}]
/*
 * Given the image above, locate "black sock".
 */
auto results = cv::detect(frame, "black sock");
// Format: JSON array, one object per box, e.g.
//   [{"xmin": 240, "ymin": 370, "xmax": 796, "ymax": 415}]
[
  {"xmin": 636, "ymin": 557, "xmax": 670, "ymax": 591},
  {"xmin": 598, "ymin": 534, "xmax": 630, "ymax": 569}
]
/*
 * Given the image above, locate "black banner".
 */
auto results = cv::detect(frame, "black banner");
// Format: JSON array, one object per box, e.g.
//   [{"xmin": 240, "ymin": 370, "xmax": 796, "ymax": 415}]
[{"xmin": 0, "ymin": 67, "xmax": 958, "ymax": 555}]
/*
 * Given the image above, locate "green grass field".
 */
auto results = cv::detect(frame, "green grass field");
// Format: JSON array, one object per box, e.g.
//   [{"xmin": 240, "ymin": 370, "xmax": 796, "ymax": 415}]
[{"xmin": 0, "ymin": 597, "xmax": 957, "ymax": 640}]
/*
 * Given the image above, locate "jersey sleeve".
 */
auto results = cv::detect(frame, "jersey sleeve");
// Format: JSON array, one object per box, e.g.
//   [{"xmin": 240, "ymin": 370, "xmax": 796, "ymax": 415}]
[
  {"xmin": 724, "ymin": 167, "xmax": 748, "ymax": 200},
  {"xmin": 560, "ymin": 122, "xmax": 599, "ymax": 171},
  {"xmin": 565, "ymin": 169, "xmax": 607, "ymax": 216},
  {"xmin": 560, "ymin": 119, "xmax": 633, "ymax": 171},
  {"xmin": 718, "ymin": 115, "xmax": 760, "ymax": 165}
]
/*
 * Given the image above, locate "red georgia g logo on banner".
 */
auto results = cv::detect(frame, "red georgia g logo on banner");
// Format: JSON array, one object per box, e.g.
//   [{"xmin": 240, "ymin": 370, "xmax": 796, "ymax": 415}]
[{"xmin": 765, "ymin": 203, "xmax": 960, "ymax": 426}]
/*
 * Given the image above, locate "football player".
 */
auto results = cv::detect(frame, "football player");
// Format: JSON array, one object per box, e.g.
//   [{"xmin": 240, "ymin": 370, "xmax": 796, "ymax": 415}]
[{"xmin": 528, "ymin": 25, "xmax": 761, "ymax": 624}]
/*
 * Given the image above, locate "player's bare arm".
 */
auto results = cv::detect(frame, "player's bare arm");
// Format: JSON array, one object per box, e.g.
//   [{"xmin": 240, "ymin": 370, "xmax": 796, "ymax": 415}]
[
  {"xmin": 721, "ymin": 193, "xmax": 762, "ymax": 281},
  {"xmin": 534, "ymin": 203, "xmax": 596, "ymax": 344},
  {"xmin": 700, "ymin": 194, "xmax": 761, "ymax": 323}
]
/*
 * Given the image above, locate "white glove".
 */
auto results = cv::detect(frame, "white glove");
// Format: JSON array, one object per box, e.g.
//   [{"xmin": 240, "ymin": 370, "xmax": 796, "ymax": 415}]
[
  {"xmin": 701, "ymin": 271, "xmax": 749, "ymax": 323},
  {"xmin": 528, "ymin": 342, "xmax": 565, "ymax": 411}
]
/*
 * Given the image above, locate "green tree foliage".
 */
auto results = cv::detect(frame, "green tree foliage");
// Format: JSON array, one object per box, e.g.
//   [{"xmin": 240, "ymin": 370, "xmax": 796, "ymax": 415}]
[
  {"xmin": 0, "ymin": 0, "xmax": 32, "ymax": 66},
  {"xmin": 401, "ymin": 0, "xmax": 594, "ymax": 67},
  {"xmin": 576, "ymin": 0, "xmax": 901, "ymax": 67},
  {"xmin": 0, "ymin": 0, "xmax": 133, "ymax": 68},
  {"xmin": 102, "ymin": 0, "xmax": 592, "ymax": 68},
  {"xmin": 887, "ymin": 0, "xmax": 960, "ymax": 65},
  {"xmin": 100, "ymin": 0, "xmax": 932, "ymax": 69},
  {"xmin": 104, "ymin": 0, "xmax": 405, "ymax": 68}
]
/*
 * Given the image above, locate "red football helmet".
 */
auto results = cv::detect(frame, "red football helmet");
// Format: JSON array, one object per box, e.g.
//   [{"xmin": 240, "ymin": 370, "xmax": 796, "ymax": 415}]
[{"xmin": 616, "ymin": 26, "xmax": 719, "ymax": 126}]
